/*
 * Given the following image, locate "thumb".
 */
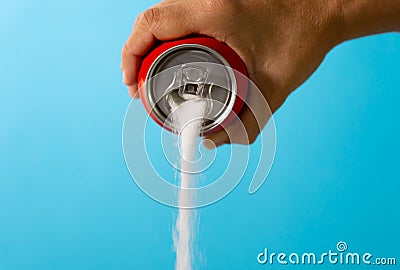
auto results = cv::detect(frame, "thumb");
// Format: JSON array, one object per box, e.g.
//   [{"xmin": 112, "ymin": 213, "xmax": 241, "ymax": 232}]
[{"xmin": 121, "ymin": 4, "xmax": 199, "ymax": 94}]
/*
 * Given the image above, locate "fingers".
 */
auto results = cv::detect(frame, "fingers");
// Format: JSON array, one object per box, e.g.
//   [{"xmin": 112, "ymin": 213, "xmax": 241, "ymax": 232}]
[
  {"xmin": 121, "ymin": 47, "xmax": 140, "ymax": 98},
  {"xmin": 204, "ymin": 81, "xmax": 273, "ymax": 148},
  {"xmin": 204, "ymin": 129, "xmax": 229, "ymax": 149},
  {"xmin": 204, "ymin": 104, "xmax": 259, "ymax": 148},
  {"xmin": 121, "ymin": 4, "xmax": 199, "ymax": 97}
]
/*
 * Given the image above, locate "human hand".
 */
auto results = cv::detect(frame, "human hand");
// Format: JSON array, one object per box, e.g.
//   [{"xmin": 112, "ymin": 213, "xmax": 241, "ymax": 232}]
[{"xmin": 121, "ymin": 0, "xmax": 399, "ymax": 147}]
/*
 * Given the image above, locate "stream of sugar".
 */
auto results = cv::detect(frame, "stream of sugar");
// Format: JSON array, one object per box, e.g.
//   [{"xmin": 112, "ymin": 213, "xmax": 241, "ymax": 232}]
[{"xmin": 172, "ymin": 99, "xmax": 207, "ymax": 270}]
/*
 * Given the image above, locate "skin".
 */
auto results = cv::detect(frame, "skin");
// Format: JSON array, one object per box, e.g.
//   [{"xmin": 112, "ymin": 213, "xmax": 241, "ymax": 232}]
[{"xmin": 121, "ymin": 0, "xmax": 400, "ymax": 148}]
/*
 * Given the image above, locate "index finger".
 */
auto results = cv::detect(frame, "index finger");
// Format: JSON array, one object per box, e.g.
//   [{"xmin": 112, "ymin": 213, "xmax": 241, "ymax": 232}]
[{"xmin": 121, "ymin": 4, "xmax": 199, "ymax": 97}]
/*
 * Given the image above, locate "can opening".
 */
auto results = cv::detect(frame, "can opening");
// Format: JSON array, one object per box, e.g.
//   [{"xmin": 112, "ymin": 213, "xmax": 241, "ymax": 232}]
[
  {"xmin": 179, "ymin": 83, "xmax": 201, "ymax": 99},
  {"xmin": 145, "ymin": 44, "xmax": 238, "ymax": 134},
  {"xmin": 177, "ymin": 65, "xmax": 208, "ymax": 100}
]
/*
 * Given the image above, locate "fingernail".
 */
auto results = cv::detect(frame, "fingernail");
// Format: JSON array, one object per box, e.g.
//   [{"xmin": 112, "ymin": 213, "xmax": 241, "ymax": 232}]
[
  {"xmin": 127, "ymin": 84, "xmax": 138, "ymax": 98},
  {"xmin": 122, "ymin": 71, "xmax": 127, "ymax": 84},
  {"xmin": 203, "ymin": 139, "xmax": 216, "ymax": 150}
]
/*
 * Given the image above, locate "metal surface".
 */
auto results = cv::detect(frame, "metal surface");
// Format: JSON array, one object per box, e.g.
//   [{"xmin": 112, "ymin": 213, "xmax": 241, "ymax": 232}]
[{"xmin": 144, "ymin": 44, "xmax": 237, "ymax": 133}]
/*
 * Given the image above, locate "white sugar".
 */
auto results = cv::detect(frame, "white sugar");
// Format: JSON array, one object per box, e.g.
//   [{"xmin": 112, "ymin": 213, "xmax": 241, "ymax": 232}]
[{"xmin": 171, "ymin": 99, "xmax": 207, "ymax": 270}]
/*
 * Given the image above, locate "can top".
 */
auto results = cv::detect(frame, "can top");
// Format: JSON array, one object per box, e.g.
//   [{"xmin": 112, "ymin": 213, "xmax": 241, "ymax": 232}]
[{"xmin": 138, "ymin": 37, "xmax": 248, "ymax": 135}]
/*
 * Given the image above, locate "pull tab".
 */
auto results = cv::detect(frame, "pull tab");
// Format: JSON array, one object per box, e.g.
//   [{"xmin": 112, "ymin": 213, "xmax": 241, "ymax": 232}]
[
  {"xmin": 164, "ymin": 64, "xmax": 213, "ymax": 118},
  {"xmin": 178, "ymin": 64, "xmax": 209, "ymax": 100}
]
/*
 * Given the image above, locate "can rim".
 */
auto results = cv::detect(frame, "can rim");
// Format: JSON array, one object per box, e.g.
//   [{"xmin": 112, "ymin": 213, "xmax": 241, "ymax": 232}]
[
  {"xmin": 145, "ymin": 44, "xmax": 237, "ymax": 133},
  {"xmin": 138, "ymin": 37, "xmax": 248, "ymax": 135}
]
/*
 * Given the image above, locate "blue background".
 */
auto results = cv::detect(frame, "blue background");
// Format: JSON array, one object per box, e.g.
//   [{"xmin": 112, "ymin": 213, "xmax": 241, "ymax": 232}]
[{"xmin": 0, "ymin": 0, "xmax": 399, "ymax": 269}]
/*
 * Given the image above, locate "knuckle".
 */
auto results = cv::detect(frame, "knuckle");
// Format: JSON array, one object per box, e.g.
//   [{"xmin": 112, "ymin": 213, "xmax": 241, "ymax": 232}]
[
  {"xmin": 137, "ymin": 7, "xmax": 162, "ymax": 29},
  {"xmin": 142, "ymin": 8, "xmax": 158, "ymax": 25},
  {"xmin": 122, "ymin": 43, "xmax": 135, "ymax": 57},
  {"xmin": 121, "ymin": 43, "xmax": 130, "ymax": 55}
]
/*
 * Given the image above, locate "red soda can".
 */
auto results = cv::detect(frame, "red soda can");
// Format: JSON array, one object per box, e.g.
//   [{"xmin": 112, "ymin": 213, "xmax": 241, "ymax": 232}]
[{"xmin": 137, "ymin": 36, "xmax": 248, "ymax": 135}]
